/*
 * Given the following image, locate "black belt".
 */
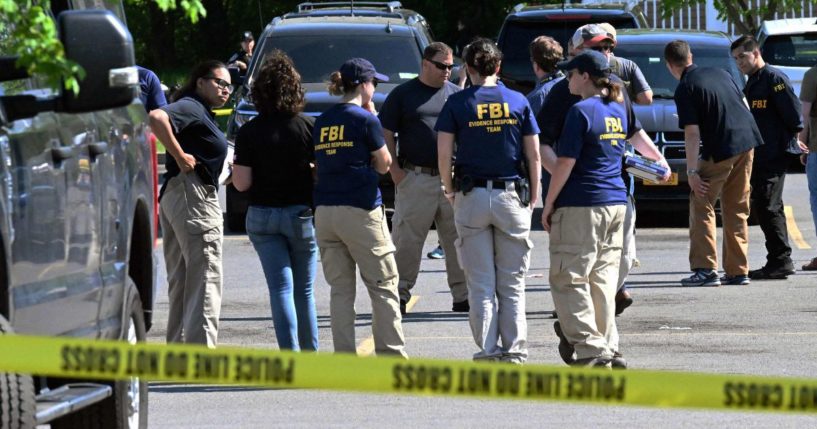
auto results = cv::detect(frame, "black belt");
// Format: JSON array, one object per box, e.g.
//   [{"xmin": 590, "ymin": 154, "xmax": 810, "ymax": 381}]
[
  {"xmin": 402, "ymin": 160, "xmax": 439, "ymax": 176},
  {"xmin": 472, "ymin": 178, "xmax": 515, "ymax": 188}
]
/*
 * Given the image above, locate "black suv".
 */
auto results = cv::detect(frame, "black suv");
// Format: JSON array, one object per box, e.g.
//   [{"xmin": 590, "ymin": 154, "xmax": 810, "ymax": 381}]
[
  {"xmin": 497, "ymin": 2, "xmax": 647, "ymax": 94},
  {"xmin": 225, "ymin": 1, "xmax": 433, "ymax": 231},
  {"xmin": 613, "ymin": 29, "xmax": 744, "ymax": 214},
  {"xmin": 0, "ymin": 7, "xmax": 156, "ymax": 429}
]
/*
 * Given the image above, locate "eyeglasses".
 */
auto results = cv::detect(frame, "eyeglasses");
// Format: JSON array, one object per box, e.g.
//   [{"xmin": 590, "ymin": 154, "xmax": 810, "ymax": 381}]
[
  {"xmin": 370, "ymin": 80, "xmax": 379, "ymax": 88},
  {"xmin": 591, "ymin": 44, "xmax": 614, "ymax": 53},
  {"xmin": 206, "ymin": 76, "xmax": 234, "ymax": 93},
  {"xmin": 426, "ymin": 58, "xmax": 455, "ymax": 71}
]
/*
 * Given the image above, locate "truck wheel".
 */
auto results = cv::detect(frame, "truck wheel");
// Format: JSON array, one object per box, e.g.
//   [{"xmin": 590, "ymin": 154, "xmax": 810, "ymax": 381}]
[
  {"xmin": 0, "ymin": 315, "xmax": 36, "ymax": 429},
  {"xmin": 52, "ymin": 283, "xmax": 148, "ymax": 429}
]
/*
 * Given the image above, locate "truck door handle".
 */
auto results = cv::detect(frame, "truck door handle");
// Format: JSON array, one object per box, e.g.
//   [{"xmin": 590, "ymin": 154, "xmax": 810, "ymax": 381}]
[
  {"xmin": 51, "ymin": 146, "xmax": 76, "ymax": 163},
  {"xmin": 88, "ymin": 142, "xmax": 109, "ymax": 160}
]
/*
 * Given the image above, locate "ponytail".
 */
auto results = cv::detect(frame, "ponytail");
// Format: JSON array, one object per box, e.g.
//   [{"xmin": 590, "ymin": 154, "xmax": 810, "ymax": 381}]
[{"xmin": 592, "ymin": 76, "xmax": 623, "ymax": 103}]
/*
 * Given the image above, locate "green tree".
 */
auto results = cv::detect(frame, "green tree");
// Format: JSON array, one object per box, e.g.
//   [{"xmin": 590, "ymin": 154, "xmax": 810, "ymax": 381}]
[
  {"xmin": 661, "ymin": 0, "xmax": 815, "ymax": 34},
  {"xmin": 0, "ymin": 0, "xmax": 206, "ymax": 93}
]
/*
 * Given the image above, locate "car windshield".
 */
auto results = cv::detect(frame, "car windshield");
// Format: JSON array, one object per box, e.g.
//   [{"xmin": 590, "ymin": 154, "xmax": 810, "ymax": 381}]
[
  {"xmin": 498, "ymin": 17, "xmax": 638, "ymax": 82},
  {"xmin": 761, "ymin": 33, "xmax": 817, "ymax": 67},
  {"xmin": 251, "ymin": 35, "xmax": 422, "ymax": 84},
  {"xmin": 613, "ymin": 44, "xmax": 744, "ymax": 98}
]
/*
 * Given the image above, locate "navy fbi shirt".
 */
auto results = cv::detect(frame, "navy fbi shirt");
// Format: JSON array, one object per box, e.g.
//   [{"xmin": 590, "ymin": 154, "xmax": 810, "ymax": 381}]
[
  {"xmin": 313, "ymin": 103, "xmax": 386, "ymax": 210},
  {"xmin": 555, "ymin": 96, "xmax": 628, "ymax": 208},
  {"xmin": 379, "ymin": 78, "xmax": 461, "ymax": 168},
  {"xmin": 674, "ymin": 65, "xmax": 762, "ymax": 162},
  {"xmin": 744, "ymin": 65, "xmax": 804, "ymax": 173},
  {"xmin": 435, "ymin": 83, "xmax": 539, "ymax": 180}
]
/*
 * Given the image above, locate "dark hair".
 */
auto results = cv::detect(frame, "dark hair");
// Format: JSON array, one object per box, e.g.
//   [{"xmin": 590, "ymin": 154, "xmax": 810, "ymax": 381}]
[
  {"xmin": 173, "ymin": 60, "xmax": 227, "ymax": 102},
  {"xmin": 423, "ymin": 42, "xmax": 453, "ymax": 60},
  {"xmin": 251, "ymin": 50, "xmax": 304, "ymax": 116},
  {"xmin": 464, "ymin": 38, "xmax": 502, "ymax": 77},
  {"xmin": 664, "ymin": 40, "xmax": 691, "ymax": 67},
  {"xmin": 730, "ymin": 34, "xmax": 759, "ymax": 53},
  {"xmin": 590, "ymin": 75, "xmax": 623, "ymax": 103},
  {"xmin": 529, "ymin": 36, "xmax": 563, "ymax": 73}
]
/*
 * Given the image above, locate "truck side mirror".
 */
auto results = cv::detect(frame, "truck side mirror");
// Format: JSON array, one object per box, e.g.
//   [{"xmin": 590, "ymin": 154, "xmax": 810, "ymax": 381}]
[
  {"xmin": 58, "ymin": 10, "xmax": 138, "ymax": 113},
  {"xmin": 228, "ymin": 67, "xmax": 244, "ymax": 88}
]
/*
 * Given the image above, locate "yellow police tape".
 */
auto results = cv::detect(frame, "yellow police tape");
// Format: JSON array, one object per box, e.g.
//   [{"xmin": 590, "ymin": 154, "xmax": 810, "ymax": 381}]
[
  {"xmin": 2, "ymin": 334, "xmax": 816, "ymax": 413},
  {"xmin": 213, "ymin": 108, "xmax": 233, "ymax": 117}
]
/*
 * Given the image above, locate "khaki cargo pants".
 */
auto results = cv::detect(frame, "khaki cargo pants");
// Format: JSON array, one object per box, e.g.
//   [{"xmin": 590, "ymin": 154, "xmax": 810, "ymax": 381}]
[
  {"xmin": 549, "ymin": 205, "xmax": 625, "ymax": 360},
  {"xmin": 315, "ymin": 205, "xmax": 407, "ymax": 358},
  {"xmin": 160, "ymin": 172, "xmax": 223, "ymax": 348},
  {"xmin": 392, "ymin": 170, "xmax": 467, "ymax": 303}
]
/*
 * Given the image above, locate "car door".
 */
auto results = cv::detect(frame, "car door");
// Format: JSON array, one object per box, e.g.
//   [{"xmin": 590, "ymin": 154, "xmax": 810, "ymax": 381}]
[{"xmin": 4, "ymin": 106, "xmax": 103, "ymax": 336}]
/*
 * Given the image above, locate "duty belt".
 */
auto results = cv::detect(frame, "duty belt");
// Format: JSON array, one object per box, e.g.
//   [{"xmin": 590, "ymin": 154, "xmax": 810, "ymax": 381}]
[{"xmin": 402, "ymin": 160, "xmax": 439, "ymax": 176}]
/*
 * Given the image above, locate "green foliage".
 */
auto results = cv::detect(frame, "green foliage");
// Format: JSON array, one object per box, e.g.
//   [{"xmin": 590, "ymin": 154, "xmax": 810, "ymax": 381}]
[
  {"xmin": 1, "ymin": 0, "xmax": 84, "ymax": 93},
  {"xmin": 660, "ymin": 0, "xmax": 813, "ymax": 34},
  {"xmin": 0, "ymin": 0, "xmax": 205, "ymax": 93}
]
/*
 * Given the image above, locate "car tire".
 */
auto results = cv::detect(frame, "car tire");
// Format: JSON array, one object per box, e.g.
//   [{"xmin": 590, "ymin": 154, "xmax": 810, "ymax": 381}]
[
  {"xmin": 51, "ymin": 280, "xmax": 148, "ymax": 429},
  {"xmin": 0, "ymin": 315, "xmax": 36, "ymax": 429}
]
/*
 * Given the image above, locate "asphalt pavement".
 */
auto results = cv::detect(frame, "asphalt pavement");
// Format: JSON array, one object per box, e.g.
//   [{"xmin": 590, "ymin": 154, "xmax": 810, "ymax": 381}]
[{"xmin": 148, "ymin": 172, "xmax": 817, "ymax": 428}]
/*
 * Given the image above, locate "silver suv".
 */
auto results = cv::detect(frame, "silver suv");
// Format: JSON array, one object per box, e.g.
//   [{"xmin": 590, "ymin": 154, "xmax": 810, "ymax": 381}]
[{"xmin": 0, "ymin": 8, "xmax": 156, "ymax": 429}]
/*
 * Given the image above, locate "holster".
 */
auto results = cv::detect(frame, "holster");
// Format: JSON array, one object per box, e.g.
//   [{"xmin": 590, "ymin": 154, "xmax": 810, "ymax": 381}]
[
  {"xmin": 455, "ymin": 175, "xmax": 474, "ymax": 195},
  {"xmin": 515, "ymin": 178, "xmax": 531, "ymax": 207}
]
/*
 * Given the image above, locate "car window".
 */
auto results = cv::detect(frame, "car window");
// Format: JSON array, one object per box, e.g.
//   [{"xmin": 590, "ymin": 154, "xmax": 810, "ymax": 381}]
[
  {"xmin": 761, "ymin": 33, "xmax": 817, "ymax": 67},
  {"xmin": 252, "ymin": 34, "xmax": 422, "ymax": 84},
  {"xmin": 498, "ymin": 17, "xmax": 638, "ymax": 82},
  {"xmin": 613, "ymin": 44, "xmax": 744, "ymax": 99}
]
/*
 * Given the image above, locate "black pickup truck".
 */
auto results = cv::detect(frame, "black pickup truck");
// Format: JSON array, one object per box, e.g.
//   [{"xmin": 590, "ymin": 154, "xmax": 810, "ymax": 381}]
[{"xmin": 0, "ymin": 8, "xmax": 157, "ymax": 429}]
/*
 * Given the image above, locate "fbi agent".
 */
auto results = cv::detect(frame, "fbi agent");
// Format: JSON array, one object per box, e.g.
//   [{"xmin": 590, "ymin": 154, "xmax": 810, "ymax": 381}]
[
  {"xmin": 313, "ymin": 58, "xmax": 407, "ymax": 358},
  {"xmin": 541, "ymin": 50, "xmax": 630, "ymax": 368},
  {"xmin": 731, "ymin": 35, "xmax": 803, "ymax": 280},
  {"xmin": 436, "ymin": 38, "xmax": 541, "ymax": 364}
]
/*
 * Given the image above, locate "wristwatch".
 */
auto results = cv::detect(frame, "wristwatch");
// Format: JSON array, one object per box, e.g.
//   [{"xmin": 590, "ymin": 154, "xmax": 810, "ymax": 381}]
[{"xmin": 686, "ymin": 169, "xmax": 699, "ymax": 176}]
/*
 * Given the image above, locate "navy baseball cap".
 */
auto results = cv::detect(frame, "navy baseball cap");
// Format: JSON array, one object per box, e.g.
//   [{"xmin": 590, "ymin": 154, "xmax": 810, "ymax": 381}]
[
  {"xmin": 340, "ymin": 58, "xmax": 389, "ymax": 85},
  {"xmin": 242, "ymin": 31, "xmax": 254, "ymax": 42},
  {"xmin": 557, "ymin": 50, "xmax": 611, "ymax": 77}
]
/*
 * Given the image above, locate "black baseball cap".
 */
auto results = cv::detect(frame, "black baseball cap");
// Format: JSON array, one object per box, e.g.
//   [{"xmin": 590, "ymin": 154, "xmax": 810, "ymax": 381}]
[
  {"xmin": 557, "ymin": 50, "xmax": 610, "ymax": 77},
  {"xmin": 339, "ymin": 58, "xmax": 389, "ymax": 85},
  {"xmin": 242, "ymin": 31, "xmax": 254, "ymax": 42}
]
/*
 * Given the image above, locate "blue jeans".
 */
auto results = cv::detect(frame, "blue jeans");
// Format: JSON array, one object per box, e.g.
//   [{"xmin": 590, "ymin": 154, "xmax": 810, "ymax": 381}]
[
  {"xmin": 808, "ymin": 153, "xmax": 817, "ymax": 236},
  {"xmin": 246, "ymin": 205, "xmax": 318, "ymax": 351}
]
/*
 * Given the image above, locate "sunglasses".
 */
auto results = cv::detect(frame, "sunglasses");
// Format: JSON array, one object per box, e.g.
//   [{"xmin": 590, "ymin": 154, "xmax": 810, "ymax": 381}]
[
  {"xmin": 205, "ymin": 76, "xmax": 234, "ymax": 93},
  {"xmin": 591, "ymin": 44, "xmax": 614, "ymax": 53},
  {"xmin": 426, "ymin": 58, "xmax": 455, "ymax": 71}
]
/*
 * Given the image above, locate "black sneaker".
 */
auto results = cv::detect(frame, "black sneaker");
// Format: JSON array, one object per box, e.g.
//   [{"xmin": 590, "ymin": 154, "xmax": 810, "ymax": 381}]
[
  {"xmin": 611, "ymin": 352, "xmax": 627, "ymax": 369},
  {"xmin": 614, "ymin": 289, "xmax": 633, "ymax": 316},
  {"xmin": 399, "ymin": 299, "xmax": 407, "ymax": 316},
  {"xmin": 571, "ymin": 357, "xmax": 611, "ymax": 368},
  {"xmin": 680, "ymin": 269, "xmax": 721, "ymax": 287},
  {"xmin": 553, "ymin": 321, "xmax": 575, "ymax": 364},
  {"xmin": 720, "ymin": 274, "xmax": 750, "ymax": 285},
  {"xmin": 749, "ymin": 266, "xmax": 795, "ymax": 280},
  {"xmin": 452, "ymin": 300, "xmax": 469, "ymax": 312}
]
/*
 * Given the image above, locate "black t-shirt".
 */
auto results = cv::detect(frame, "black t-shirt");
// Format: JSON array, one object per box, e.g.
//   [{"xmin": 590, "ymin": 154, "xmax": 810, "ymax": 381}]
[
  {"xmin": 674, "ymin": 65, "xmax": 762, "ymax": 162},
  {"xmin": 160, "ymin": 95, "xmax": 228, "ymax": 196},
  {"xmin": 379, "ymin": 78, "xmax": 461, "ymax": 168},
  {"xmin": 234, "ymin": 113, "xmax": 315, "ymax": 207},
  {"xmin": 744, "ymin": 65, "xmax": 804, "ymax": 172}
]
